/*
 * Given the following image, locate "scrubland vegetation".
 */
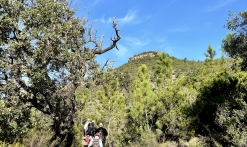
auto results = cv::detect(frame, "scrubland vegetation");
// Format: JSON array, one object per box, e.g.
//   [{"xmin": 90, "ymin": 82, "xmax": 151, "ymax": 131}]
[{"xmin": 1, "ymin": 0, "xmax": 247, "ymax": 146}]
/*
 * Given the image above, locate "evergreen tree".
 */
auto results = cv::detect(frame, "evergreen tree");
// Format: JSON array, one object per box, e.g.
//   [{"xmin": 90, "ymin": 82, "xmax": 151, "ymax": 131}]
[
  {"xmin": 128, "ymin": 64, "xmax": 157, "ymax": 141},
  {"xmin": 204, "ymin": 45, "xmax": 216, "ymax": 73},
  {"xmin": 194, "ymin": 70, "xmax": 247, "ymax": 146},
  {"xmin": 154, "ymin": 53, "xmax": 173, "ymax": 87},
  {"xmin": 153, "ymin": 53, "xmax": 198, "ymax": 141},
  {"xmin": 155, "ymin": 76, "xmax": 197, "ymax": 141},
  {"xmin": 204, "ymin": 45, "xmax": 216, "ymax": 62},
  {"xmin": 96, "ymin": 72, "xmax": 126, "ymax": 146},
  {"xmin": 0, "ymin": 96, "xmax": 31, "ymax": 143},
  {"xmin": 222, "ymin": 10, "xmax": 247, "ymax": 70},
  {"xmin": 0, "ymin": 0, "xmax": 121, "ymax": 145}
]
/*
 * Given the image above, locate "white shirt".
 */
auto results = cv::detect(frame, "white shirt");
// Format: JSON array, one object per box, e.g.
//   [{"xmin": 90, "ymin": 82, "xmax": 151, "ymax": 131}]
[
  {"xmin": 84, "ymin": 120, "xmax": 90, "ymax": 135},
  {"xmin": 88, "ymin": 136, "xmax": 103, "ymax": 147}
]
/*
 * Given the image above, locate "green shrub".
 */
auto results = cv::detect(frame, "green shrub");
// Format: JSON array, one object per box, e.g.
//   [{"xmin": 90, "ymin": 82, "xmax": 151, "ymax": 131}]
[
  {"xmin": 129, "ymin": 131, "xmax": 159, "ymax": 147},
  {"xmin": 0, "ymin": 141, "xmax": 24, "ymax": 147},
  {"xmin": 179, "ymin": 137, "xmax": 204, "ymax": 147}
]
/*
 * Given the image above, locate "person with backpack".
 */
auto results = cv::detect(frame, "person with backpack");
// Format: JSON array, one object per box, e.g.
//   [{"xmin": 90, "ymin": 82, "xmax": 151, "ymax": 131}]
[
  {"xmin": 83, "ymin": 119, "xmax": 91, "ymax": 147},
  {"xmin": 84, "ymin": 118, "xmax": 91, "ymax": 136},
  {"xmin": 95, "ymin": 123, "xmax": 108, "ymax": 146},
  {"xmin": 88, "ymin": 132, "xmax": 103, "ymax": 147},
  {"xmin": 87, "ymin": 121, "xmax": 96, "ymax": 137}
]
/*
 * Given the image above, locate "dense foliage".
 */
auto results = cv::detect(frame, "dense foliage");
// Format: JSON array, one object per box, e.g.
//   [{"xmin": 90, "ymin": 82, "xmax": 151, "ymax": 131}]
[
  {"xmin": 1, "ymin": 1, "xmax": 247, "ymax": 147},
  {"xmin": 222, "ymin": 10, "xmax": 247, "ymax": 70},
  {"xmin": 0, "ymin": 0, "xmax": 120, "ymax": 146}
]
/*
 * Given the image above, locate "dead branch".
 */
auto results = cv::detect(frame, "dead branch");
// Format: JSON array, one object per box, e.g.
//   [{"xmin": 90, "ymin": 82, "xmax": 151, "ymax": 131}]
[{"xmin": 88, "ymin": 17, "xmax": 121, "ymax": 55}]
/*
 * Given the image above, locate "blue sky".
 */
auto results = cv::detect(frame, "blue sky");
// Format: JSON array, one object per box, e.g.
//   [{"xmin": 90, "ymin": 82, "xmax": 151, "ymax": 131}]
[{"xmin": 73, "ymin": 0, "xmax": 246, "ymax": 68}]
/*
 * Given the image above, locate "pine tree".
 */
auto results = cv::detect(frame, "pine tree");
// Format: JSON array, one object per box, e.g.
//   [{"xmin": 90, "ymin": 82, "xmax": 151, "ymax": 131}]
[
  {"xmin": 204, "ymin": 45, "xmax": 216, "ymax": 73},
  {"xmin": 96, "ymin": 72, "xmax": 126, "ymax": 146},
  {"xmin": 204, "ymin": 45, "xmax": 216, "ymax": 62},
  {"xmin": 129, "ymin": 64, "xmax": 157, "ymax": 139},
  {"xmin": 154, "ymin": 53, "xmax": 173, "ymax": 87},
  {"xmin": 153, "ymin": 54, "xmax": 196, "ymax": 140},
  {"xmin": 154, "ymin": 76, "xmax": 197, "ymax": 141},
  {"xmin": 222, "ymin": 10, "xmax": 247, "ymax": 70}
]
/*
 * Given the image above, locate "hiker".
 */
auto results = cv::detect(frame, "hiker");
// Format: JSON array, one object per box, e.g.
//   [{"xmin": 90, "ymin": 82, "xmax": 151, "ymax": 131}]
[
  {"xmin": 83, "ymin": 119, "xmax": 91, "ymax": 147},
  {"xmin": 84, "ymin": 119, "xmax": 91, "ymax": 136},
  {"xmin": 84, "ymin": 123, "xmax": 91, "ymax": 147},
  {"xmin": 95, "ymin": 123, "xmax": 108, "ymax": 146},
  {"xmin": 87, "ymin": 121, "xmax": 96, "ymax": 137},
  {"xmin": 83, "ymin": 134, "xmax": 90, "ymax": 147},
  {"xmin": 88, "ymin": 132, "xmax": 103, "ymax": 147}
]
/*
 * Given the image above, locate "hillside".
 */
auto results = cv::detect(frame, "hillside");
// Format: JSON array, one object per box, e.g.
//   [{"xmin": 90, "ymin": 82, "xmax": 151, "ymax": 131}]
[
  {"xmin": 112, "ymin": 51, "xmax": 232, "ymax": 92},
  {"xmin": 114, "ymin": 51, "xmax": 204, "ymax": 79}
]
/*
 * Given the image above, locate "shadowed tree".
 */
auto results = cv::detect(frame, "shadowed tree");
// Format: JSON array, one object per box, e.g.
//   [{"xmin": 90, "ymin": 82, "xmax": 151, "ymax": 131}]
[
  {"xmin": 0, "ymin": 0, "xmax": 121, "ymax": 146},
  {"xmin": 194, "ymin": 71, "xmax": 247, "ymax": 146}
]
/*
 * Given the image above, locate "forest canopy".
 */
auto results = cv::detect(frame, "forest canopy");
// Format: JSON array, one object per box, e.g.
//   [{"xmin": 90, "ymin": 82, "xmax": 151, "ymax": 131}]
[{"xmin": 0, "ymin": 0, "xmax": 120, "ymax": 146}]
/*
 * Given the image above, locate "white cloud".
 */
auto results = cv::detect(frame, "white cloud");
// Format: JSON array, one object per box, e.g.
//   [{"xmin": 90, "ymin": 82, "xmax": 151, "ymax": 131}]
[
  {"xmin": 98, "ymin": 10, "xmax": 137, "ymax": 24},
  {"xmin": 205, "ymin": 0, "xmax": 237, "ymax": 12},
  {"xmin": 99, "ymin": 16, "xmax": 112, "ymax": 23},
  {"xmin": 125, "ymin": 36, "xmax": 150, "ymax": 47},
  {"xmin": 118, "ymin": 10, "xmax": 137, "ymax": 25},
  {"xmin": 99, "ymin": 9, "xmax": 150, "ymax": 25},
  {"xmin": 167, "ymin": 25, "xmax": 190, "ymax": 33},
  {"xmin": 99, "ymin": 10, "xmax": 138, "ymax": 25}
]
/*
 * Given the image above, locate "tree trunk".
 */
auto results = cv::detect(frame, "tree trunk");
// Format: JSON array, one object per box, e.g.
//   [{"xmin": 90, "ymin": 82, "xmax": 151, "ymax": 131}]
[{"xmin": 145, "ymin": 107, "xmax": 150, "ymax": 131}]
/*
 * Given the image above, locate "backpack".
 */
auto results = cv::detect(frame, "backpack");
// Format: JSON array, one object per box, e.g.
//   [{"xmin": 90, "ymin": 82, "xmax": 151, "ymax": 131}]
[
  {"xmin": 85, "ymin": 135, "xmax": 90, "ymax": 145},
  {"xmin": 91, "ymin": 138, "xmax": 100, "ymax": 147},
  {"xmin": 87, "ymin": 126, "xmax": 96, "ymax": 136}
]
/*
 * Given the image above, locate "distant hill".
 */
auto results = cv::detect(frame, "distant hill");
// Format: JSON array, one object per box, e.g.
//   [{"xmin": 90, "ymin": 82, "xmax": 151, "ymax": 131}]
[
  {"xmin": 115, "ymin": 51, "xmax": 204, "ymax": 77},
  {"xmin": 112, "ymin": 51, "xmax": 232, "ymax": 92}
]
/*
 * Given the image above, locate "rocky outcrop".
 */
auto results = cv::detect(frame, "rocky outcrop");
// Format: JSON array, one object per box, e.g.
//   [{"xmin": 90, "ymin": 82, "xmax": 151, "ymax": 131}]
[{"xmin": 128, "ymin": 51, "xmax": 162, "ymax": 62}]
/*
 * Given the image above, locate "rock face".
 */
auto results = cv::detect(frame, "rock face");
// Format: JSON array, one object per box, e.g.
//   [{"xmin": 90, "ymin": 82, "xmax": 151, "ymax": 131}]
[{"xmin": 128, "ymin": 51, "xmax": 162, "ymax": 62}]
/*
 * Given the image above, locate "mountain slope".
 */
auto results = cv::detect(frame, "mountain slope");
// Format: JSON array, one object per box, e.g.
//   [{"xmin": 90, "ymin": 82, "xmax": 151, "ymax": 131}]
[
  {"xmin": 115, "ymin": 51, "xmax": 204, "ymax": 77},
  {"xmin": 112, "ymin": 51, "xmax": 232, "ymax": 92}
]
